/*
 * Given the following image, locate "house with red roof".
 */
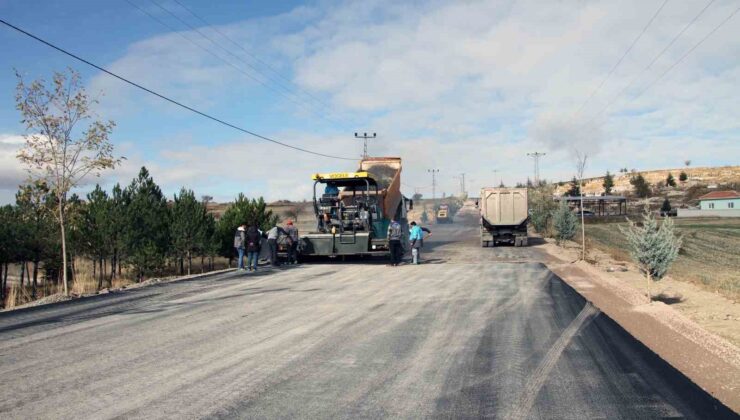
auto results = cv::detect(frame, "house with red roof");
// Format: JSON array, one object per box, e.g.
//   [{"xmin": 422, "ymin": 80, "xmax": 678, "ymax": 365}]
[{"xmin": 698, "ymin": 191, "xmax": 739, "ymax": 210}]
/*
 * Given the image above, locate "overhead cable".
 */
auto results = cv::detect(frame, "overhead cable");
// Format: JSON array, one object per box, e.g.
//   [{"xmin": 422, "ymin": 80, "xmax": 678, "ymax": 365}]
[{"xmin": 0, "ymin": 18, "xmax": 356, "ymax": 161}]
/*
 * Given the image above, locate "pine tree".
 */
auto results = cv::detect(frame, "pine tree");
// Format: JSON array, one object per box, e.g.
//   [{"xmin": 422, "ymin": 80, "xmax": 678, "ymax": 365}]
[
  {"xmin": 79, "ymin": 185, "xmax": 111, "ymax": 289},
  {"xmin": 665, "ymin": 173, "xmax": 676, "ymax": 187},
  {"xmin": 660, "ymin": 198, "xmax": 671, "ymax": 215},
  {"xmin": 566, "ymin": 176, "xmax": 580, "ymax": 197},
  {"xmin": 0, "ymin": 205, "xmax": 22, "ymax": 305},
  {"xmin": 15, "ymin": 182, "xmax": 57, "ymax": 298},
  {"xmin": 603, "ymin": 171, "xmax": 614, "ymax": 195},
  {"xmin": 630, "ymin": 174, "xmax": 651, "ymax": 198},
  {"xmin": 553, "ymin": 199, "xmax": 578, "ymax": 245},
  {"xmin": 123, "ymin": 167, "xmax": 170, "ymax": 281},
  {"xmin": 619, "ymin": 207, "xmax": 681, "ymax": 302},
  {"xmin": 170, "ymin": 188, "xmax": 207, "ymax": 275}
]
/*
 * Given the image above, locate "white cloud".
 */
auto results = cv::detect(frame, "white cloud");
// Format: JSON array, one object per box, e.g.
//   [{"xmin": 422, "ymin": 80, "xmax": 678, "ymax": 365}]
[
  {"xmin": 0, "ymin": 134, "xmax": 27, "ymax": 190},
  {"xmin": 42, "ymin": 0, "xmax": 738, "ymax": 203}
]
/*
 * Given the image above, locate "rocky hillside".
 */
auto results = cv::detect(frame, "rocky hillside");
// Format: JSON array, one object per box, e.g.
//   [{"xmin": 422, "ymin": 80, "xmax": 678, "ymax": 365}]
[{"xmin": 554, "ymin": 165, "xmax": 740, "ymax": 197}]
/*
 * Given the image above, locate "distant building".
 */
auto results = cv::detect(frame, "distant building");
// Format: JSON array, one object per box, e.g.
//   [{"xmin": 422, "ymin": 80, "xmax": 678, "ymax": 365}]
[
  {"xmin": 698, "ymin": 191, "xmax": 739, "ymax": 210},
  {"xmin": 678, "ymin": 190, "xmax": 740, "ymax": 218}
]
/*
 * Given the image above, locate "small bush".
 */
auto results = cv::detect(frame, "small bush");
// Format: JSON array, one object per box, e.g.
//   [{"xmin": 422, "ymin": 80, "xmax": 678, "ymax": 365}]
[
  {"xmin": 553, "ymin": 199, "xmax": 578, "ymax": 244},
  {"xmin": 619, "ymin": 207, "xmax": 682, "ymax": 302}
]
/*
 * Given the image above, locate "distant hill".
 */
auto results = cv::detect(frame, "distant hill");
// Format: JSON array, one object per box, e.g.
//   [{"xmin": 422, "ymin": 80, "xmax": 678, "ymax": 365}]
[{"xmin": 554, "ymin": 165, "xmax": 740, "ymax": 199}]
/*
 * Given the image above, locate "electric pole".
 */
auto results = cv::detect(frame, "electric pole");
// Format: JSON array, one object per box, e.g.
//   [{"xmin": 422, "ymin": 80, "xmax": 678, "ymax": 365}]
[
  {"xmin": 454, "ymin": 173, "xmax": 466, "ymax": 196},
  {"xmin": 428, "ymin": 169, "xmax": 439, "ymax": 201},
  {"xmin": 527, "ymin": 152, "xmax": 546, "ymax": 184},
  {"xmin": 354, "ymin": 132, "xmax": 376, "ymax": 159},
  {"xmin": 492, "ymin": 169, "xmax": 502, "ymax": 187}
]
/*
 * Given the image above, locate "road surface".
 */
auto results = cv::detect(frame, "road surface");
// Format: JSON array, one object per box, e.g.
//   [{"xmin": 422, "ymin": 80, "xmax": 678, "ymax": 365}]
[{"xmin": 0, "ymin": 217, "xmax": 733, "ymax": 419}]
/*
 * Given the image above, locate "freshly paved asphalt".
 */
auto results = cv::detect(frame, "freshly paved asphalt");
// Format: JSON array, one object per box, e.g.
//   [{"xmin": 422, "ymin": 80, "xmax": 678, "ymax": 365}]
[{"xmin": 0, "ymin": 220, "xmax": 734, "ymax": 419}]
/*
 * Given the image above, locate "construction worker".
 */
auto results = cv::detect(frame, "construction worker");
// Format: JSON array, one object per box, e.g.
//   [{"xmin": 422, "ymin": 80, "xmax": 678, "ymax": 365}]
[
  {"xmin": 266, "ymin": 224, "xmax": 288, "ymax": 267},
  {"xmin": 387, "ymin": 217, "xmax": 403, "ymax": 266},
  {"xmin": 285, "ymin": 220, "xmax": 299, "ymax": 265},
  {"xmin": 233, "ymin": 224, "xmax": 246, "ymax": 270},
  {"xmin": 409, "ymin": 221, "xmax": 432, "ymax": 265},
  {"xmin": 245, "ymin": 223, "xmax": 263, "ymax": 272}
]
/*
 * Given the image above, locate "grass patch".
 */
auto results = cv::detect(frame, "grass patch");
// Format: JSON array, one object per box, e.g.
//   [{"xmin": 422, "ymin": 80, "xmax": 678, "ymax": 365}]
[{"xmin": 583, "ymin": 218, "xmax": 740, "ymax": 300}]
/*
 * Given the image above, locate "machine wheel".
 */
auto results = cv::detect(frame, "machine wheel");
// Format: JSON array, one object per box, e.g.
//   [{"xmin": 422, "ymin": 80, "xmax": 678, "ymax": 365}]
[
  {"xmin": 514, "ymin": 237, "xmax": 521, "ymax": 247},
  {"xmin": 521, "ymin": 237, "xmax": 528, "ymax": 247}
]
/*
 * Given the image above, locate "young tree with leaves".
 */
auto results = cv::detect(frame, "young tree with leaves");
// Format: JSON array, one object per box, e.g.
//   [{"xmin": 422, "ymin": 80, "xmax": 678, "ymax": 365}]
[
  {"xmin": 529, "ymin": 184, "xmax": 557, "ymax": 234},
  {"xmin": 603, "ymin": 171, "xmax": 614, "ymax": 195},
  {"xmin": 553, "ymin": 199, "xmax": 578, "ymax": 245},
  {"xmin": 619, "ymin": 207, "xmax": 681, "ymax": 302},
  {"xmin": 15, "ymin": 69, "xmax": 122, "ymax": 295}
]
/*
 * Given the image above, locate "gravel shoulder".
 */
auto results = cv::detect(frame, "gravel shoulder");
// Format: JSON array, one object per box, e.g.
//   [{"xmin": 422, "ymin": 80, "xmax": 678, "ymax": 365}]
[{"xmin": 538, "ymin": 238, "xmax": 740, "ymax": 412}]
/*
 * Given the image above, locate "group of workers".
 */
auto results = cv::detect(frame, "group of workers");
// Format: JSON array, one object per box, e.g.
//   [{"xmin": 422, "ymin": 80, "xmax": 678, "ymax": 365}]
[
  {"xmin": 387, "ymin": 218, "xmax": 432, "ymax": 266},
  {"xmin": 233, "ymin": 220, "xmax": 299, "ymax": 271},
  {"xmin": 234, "ymin": 217, "xmax": 432, "ymax": 270}
]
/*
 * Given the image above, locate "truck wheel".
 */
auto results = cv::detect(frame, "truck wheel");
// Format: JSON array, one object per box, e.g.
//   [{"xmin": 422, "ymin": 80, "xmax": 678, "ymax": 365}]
[
  {"xmin": 521, "ymin": 237, "xmax": 528, "ymax": 247},
  {"xmin": 514, "ymin": 237, "xmax": 521, "ymax": 247}
]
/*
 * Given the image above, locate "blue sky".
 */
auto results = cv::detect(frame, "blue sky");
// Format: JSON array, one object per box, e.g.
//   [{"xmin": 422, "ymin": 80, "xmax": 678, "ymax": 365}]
[{"xmin": 1, "ymin": 0, "xmax": 738, "ymax": 203}]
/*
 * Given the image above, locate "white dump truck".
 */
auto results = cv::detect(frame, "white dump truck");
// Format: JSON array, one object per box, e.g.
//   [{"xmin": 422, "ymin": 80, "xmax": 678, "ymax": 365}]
[{"xmin": 478, "ymin": 187, "xmax": 529, "ymax": 247}]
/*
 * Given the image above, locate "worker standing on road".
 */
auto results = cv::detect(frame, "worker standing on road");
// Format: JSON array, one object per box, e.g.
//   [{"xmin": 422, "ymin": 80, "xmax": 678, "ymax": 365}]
[
  {"xmin": 245, "ymin": 223, "xmax": 263, "ymax": 272},
  {"xmin": 387, "ymin": 217, "xmax": 403, "ymax": 266},
  {"xmin": 285, "ymin": 220, "xmax": 299, "ymax": 265},
  {"xmin": 409, "ymin": 221, "xmax": 432, "ymax": 265},
  {"xmin": 234, "ymin": 224, "xmax": 247, "ymax": 271},
  {"xmin": 266, "ymin": 224, "xmax": 288, "ymax": 267}
]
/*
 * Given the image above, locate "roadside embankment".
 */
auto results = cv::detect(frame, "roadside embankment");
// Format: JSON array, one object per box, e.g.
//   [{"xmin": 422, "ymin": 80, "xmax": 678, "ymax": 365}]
[{"xmin": 538, "ymin": 239, "xmax": 740, "ymax": 413}]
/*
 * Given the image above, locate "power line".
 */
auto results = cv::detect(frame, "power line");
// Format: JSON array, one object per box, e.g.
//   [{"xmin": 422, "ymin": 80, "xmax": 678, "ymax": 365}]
[
  {"xmin": 125, "ymin": 0, "xmax": 346, "ymax": 128},
  {"xmin": 169, "ymin": 0, "xmax": 338, "ymax": 116},
  {"xmin": 582, "ymin": 2, "xmax": 740, "ymax": 127},
  {"xmin": 574, "ymin": 0, "xmax": 669, "ymax": 115},
  {"xmin": 587, "ymin": 0, "xmax": 717, "ymax": 121},
  {"xmin": 0, "ymin": 18, "xmax": 356, "ymax": 161},
  {"xmin": 146, "ymin": 0, "xmax": 345, "ymax": 126},
  {"xmin": 631, "ymin": 3, "xmax": 740, "ymax": 102}
]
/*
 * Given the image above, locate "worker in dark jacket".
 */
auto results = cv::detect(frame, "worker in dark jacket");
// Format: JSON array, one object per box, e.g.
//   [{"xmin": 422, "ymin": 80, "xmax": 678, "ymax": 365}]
[
  {"xmin": 266, "ymin": 224, "xmax": 288, "ymax": 267},
  {"xmin": 387, "ymin": 218, "xmax": 403, "ymax": 266},
  {"xmin": 245, "ymin": 223, "xmax": 263, "ymax": 272},
  {"xmin": 233, "ymin": 224, "xmax": 246, "ymax": 270},
  {"xmin": 285, "ymin": 220, "xmax": 299, "ymax": 265}
]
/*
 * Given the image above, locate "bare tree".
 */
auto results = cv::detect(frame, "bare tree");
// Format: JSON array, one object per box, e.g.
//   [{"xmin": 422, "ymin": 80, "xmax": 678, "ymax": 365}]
[
  {"xmin": 15, "ymin": 69, "xmax": 121, "ymax": 295},
  {"xmin": 574, "ymin": 149, "xmax": 588, "ymax": 261}
]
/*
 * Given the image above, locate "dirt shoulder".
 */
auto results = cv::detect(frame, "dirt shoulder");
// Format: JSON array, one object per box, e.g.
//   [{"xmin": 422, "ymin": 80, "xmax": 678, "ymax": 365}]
[{"xmin": 537, "ymin": 239, "xmax": 740, "ymax": 412}]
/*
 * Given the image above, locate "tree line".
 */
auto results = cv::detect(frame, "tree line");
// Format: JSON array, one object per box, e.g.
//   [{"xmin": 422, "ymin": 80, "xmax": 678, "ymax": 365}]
[{"xmin": 0, "ymin": 166, "xmax": 278, "ymax": 306}]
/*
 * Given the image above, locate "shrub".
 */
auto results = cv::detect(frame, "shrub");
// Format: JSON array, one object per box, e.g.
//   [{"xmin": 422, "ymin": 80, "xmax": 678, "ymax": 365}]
[
  {"xmin": 679, "ymin": 171, "xmax": 688, "ymax": 182},
  {"xmin": 553, "ymin": 199, "xmax": 578, "ymax": 244},
  {"xmin": 619, "ymin": 207, "xmax": 682, "ymax": 302}
]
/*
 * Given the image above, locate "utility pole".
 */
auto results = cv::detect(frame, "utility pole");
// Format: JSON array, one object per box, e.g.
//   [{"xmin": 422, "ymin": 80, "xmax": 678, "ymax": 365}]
[
  {"xmin": 354, "ymin": 132, "xmax": 376, "ymax": 159},
  {"xmin": 428, "ymin": 169, "xmax": 439, "ymax": 201},
  {"xmin": 492, "ymin": 169, "xmax": 502, "ymax": 187},
  {"xmin": 454, "ymin": 173, "xmax": 466, "ymax": 196},
  {"xmin": 527, "ymin": 152, "xmax": 546, "ymax": 184}
]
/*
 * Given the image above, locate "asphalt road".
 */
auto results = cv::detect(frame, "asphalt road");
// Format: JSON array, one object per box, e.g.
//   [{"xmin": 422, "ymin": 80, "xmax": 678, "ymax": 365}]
[{"xmin": 0, "ymin": 218, "xmax": 734, "ymax": 419}]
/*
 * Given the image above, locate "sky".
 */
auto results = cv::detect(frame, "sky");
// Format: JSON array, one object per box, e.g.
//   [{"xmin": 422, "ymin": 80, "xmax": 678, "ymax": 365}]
[{"xmin": 0, "ymin": 0, "xmax": 738, "ymax": 204}]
